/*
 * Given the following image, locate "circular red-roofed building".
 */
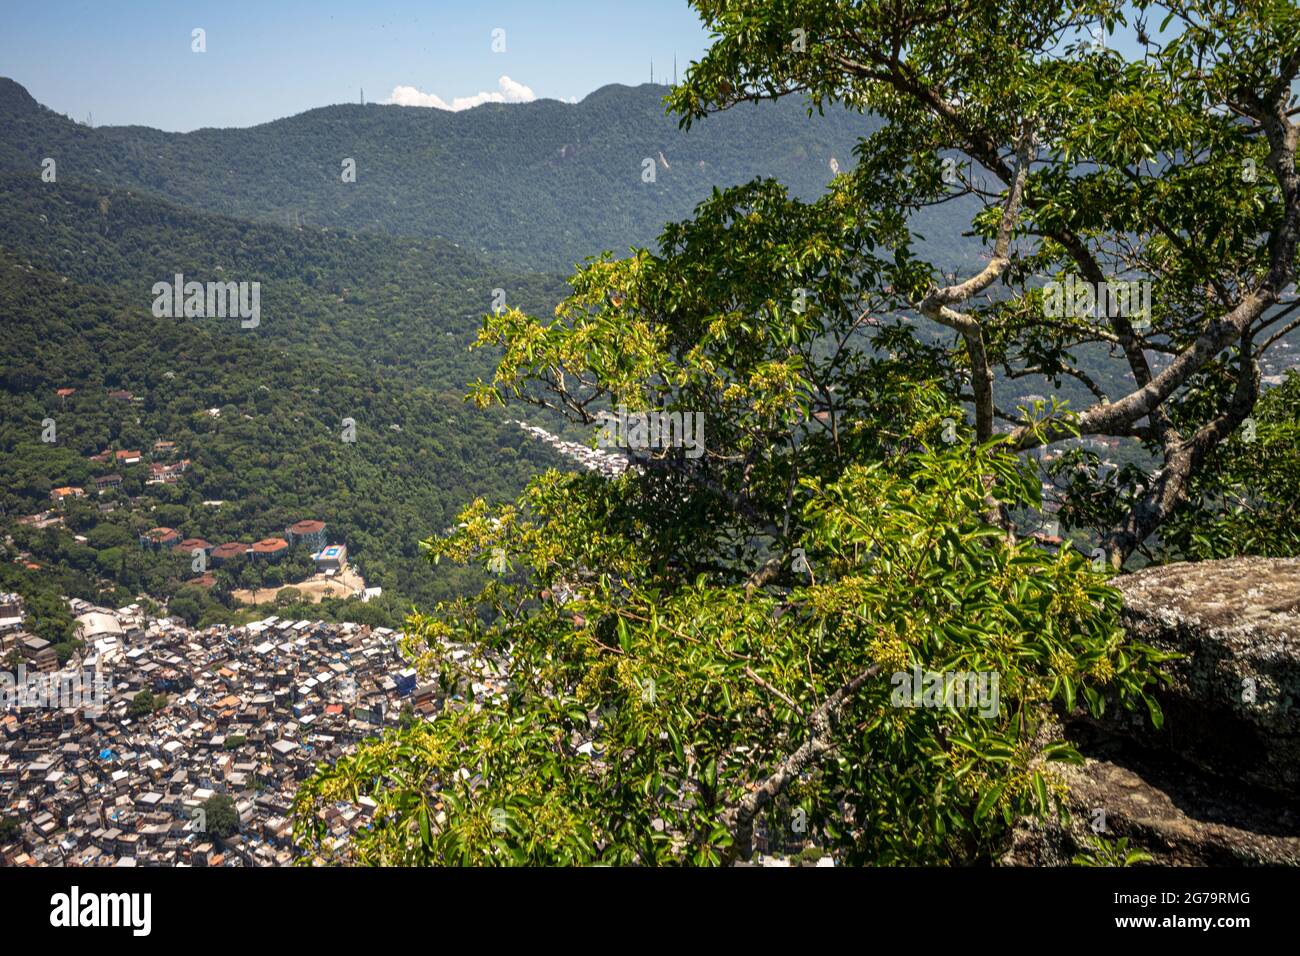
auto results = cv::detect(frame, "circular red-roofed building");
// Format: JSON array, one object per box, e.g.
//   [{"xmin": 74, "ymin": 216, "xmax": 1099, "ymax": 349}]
[
  {"xmin": 174, "ymin": 538, "xmax": 213, "ymax": 554},
  {"xmin": 211, "ymin": 542, "xmax": 251, "ymax": 565},
  {"xmin": 251, "ymin": 537, "xmax": 289, "ymax": 561}
]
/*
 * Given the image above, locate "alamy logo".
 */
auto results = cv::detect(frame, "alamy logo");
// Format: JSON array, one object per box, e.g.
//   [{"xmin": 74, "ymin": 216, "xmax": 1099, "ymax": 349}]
[
  {"xmin": 151, "ymin": 274, "xmax": 260, "ymax": 328},
  {"xmin": 596, "ymin": 405, "xmax": 704, "ymax": 459},
  {"xmin": 1, "ymin": 666, "xmax": 110, "ymax": 715},
  {"xmin": 1042, "ymin": 274, "xmax": 1151, "ymax": 327},
  {"xmin": 890, "ymin": 667, "xmax": 1000, "ymax": 718},
  {"xmin": 49, "ymin": 886, "xmax": 151, "ymax": 936}
]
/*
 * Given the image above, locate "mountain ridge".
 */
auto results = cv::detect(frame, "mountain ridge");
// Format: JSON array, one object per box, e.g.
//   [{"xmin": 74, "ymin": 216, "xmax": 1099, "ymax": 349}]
[{"xmin": 0, "ymin": 78, "xmax": 872, "ymax": 271}]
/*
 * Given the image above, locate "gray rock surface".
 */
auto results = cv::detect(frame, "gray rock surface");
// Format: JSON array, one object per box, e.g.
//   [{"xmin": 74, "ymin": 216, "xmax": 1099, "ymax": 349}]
[
  {"xmin": 1113, "ymin": 557, "xmax": 1300, "ymax": 794},
  {"xmin": 1006, "ymin": 725, "xmax": 1300, "ymax": 865},
  {"xmin": 1007, "ymin": 558, "xmax": 1300, "ymax": 865}
]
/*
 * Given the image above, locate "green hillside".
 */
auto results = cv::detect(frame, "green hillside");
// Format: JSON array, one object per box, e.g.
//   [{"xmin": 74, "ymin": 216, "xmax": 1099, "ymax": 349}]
[
  {"xmin": 0, "ymin": 172, "xmax": 563, "ymax": 373},
  {"xmin": 0, "ymin": 77, "xmax": 872, "ymax": 272},
  {"xmin": 0, "ymin": 179, "xmax": 567, "ymax": 624}
]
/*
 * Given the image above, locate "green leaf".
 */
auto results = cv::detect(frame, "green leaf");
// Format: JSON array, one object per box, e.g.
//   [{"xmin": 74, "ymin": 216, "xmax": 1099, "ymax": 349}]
[
  {"xmin": 1032, "ymin": 771, "xmax": 1050, "ymax": 814},
  {"xmin": 1145, "ymin": 694, "xmax": 1164, "ymax": 730},
  {"xmin": 974, "ymin": 782, "xmax": 1006, "ymax": 822}
]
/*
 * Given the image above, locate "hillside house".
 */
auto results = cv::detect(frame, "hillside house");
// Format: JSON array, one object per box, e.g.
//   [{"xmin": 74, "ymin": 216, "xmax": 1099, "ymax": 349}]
[
  {"xmin": 211, "ymin": 542, "xmax": 250, "ymax": 565},
  {"xmin": 93, "ymin": 474, "xmax": 123, "ymax": 492},
  {"xmin": 140, "ymin": 527, "xmax": 181, "ymax": 550},
  {"xmin": 312, "ymin": 545, "xmax": 347, "ymax": 574},
  {"xmin": 49, "ymin": 487, "xmax": 85, "ymax": 506},
  {"xmin": 251, "ymin": 538, "xmax": 289, "ymax": 562}
]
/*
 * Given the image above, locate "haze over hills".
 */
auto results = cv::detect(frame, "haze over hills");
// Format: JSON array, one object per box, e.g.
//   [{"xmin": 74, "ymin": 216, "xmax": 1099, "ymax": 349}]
[{"xmin": 0, "ymin": 77, "xmax": 873, "ymax": 272}]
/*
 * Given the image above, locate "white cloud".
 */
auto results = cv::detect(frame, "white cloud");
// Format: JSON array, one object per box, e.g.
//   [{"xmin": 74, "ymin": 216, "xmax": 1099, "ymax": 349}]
[
  {"xmin": 385, "ymin": 85, "xmax": 451, "ymax": 109},
  {"xmin": 383, "ymin": 76, "xmax": 536, "ymax": 112}
]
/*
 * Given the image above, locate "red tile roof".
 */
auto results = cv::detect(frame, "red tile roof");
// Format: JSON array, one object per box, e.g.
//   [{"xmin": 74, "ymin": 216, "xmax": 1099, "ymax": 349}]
[{"xmin": 211, "ymin": 542, "xmax": 250, "ymax": 560}]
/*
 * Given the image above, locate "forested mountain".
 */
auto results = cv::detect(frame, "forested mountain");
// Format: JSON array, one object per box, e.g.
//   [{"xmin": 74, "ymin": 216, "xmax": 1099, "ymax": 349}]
[
  {"xmin": 0, "ymin": 173, "xmax": 562, "ymax": 373},
  {"xmin": 0, "ymin": 77, "xmax": 872, "ymax": 272},
  {"xmin": 0, "ymin": 76, "xmax": 894, "ymax": 633},
  {"xmin": 0, "ymin": 171, "xmax": 569, "ymax": 629}
]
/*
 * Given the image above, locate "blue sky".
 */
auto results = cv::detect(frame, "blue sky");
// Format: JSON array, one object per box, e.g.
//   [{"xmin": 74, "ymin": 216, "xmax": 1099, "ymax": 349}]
[{"xmin": 0, "ymin": 0, "xmax": 714, "ymax": 131}]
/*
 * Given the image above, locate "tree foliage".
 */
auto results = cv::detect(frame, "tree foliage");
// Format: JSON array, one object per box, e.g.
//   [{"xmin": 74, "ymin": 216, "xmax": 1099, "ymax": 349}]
[
  {"xmin": 293, "ymin": 0, "xmax": 1300, "ymax": 866},
  {"xmin": 202, "ymin": 793, "xmax": 240, "ymax": 841},
  {"xmin": 664, "ymin": 0, "xmax": 1300, "ymax": 566}
]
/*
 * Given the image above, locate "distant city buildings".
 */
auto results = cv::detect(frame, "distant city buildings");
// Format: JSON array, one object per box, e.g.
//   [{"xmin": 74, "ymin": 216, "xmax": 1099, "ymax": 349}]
[
  {"xmin": 515, "ymin": 420, "xmax": 631, "ymax": 478},
  {"xmin": 0, "ymin": 598, "xmax": 508, "ymax": 867}
]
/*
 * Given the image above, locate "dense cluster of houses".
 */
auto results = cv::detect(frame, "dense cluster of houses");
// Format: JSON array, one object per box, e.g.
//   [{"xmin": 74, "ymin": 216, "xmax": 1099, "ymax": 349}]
[
  {"xmin": 1, "ymin": 596, "xmax": 511, "ymax": 866},
  {"xmin": 515, "ymin": 420, "xmax": 631, "ymax": 478},
  {"xmin": 34, "ymin": 427, "xmax": 348, "ymax": 587}
]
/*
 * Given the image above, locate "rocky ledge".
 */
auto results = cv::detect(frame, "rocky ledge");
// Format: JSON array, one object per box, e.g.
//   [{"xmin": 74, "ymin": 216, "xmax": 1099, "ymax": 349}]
[
  {"xmin": 1008, "ymin": 556, "xmax": 1300, "ymax": 865},
  {"xmin": 1113, "ymin": 556, "xmax": 1300, "ymax": 794}
]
